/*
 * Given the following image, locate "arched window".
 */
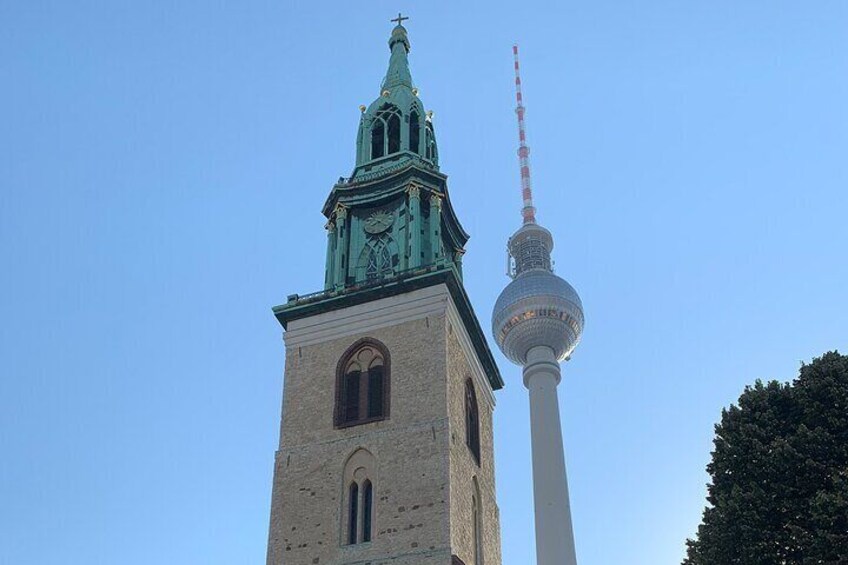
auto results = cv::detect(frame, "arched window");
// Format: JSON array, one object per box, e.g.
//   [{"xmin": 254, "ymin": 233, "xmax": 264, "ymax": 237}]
[
  {"xmin": 348, "ymin": 481, "xmax": 359, "ymax": 544},
  {"xmin": 472, "ymin": 478, "xmax": 484, "ymax": 565},
  {"xmin": 335, "ymin": 338, "xmax": 391, "ymax": 428},
  {"xmin": 465, "ymin": 379, "xmax": 481, "ymax": 465},
  {"xmin": 409, "ymin": 110, "xmax": 420, "ymax": 154},
  {"xmin": 425, "ymin": 120, "xmax": 437, "ymax": 162},
  {"xmin": 370, "ymin": 104, "xmax": 401, "ymax": 159},
  {"xmin": 365, "ymin": 238, "xmax": 393, "ymax": 280},
  {"xmin": 362, "ymin": 480, "xmax": 373, "ymax": 542},
  {"xmin": 342, "ymin": 448, "xmax": 377, "ymax": 546}
]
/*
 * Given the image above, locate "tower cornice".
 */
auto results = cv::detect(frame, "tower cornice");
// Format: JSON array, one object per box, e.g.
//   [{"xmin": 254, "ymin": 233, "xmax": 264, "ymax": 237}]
[
  {"xmin": 322, "ymin": 161, "xmax": 470, "ymax": 251},
  {"xmin": 273, "ymin": 267, "xmax": 504, "ymax": 391}
]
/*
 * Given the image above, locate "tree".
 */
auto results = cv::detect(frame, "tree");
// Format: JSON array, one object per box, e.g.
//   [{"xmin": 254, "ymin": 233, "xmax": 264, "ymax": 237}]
[{"xmin": 684, "ymin": 351, "xmax": 848, "ymax": 565}]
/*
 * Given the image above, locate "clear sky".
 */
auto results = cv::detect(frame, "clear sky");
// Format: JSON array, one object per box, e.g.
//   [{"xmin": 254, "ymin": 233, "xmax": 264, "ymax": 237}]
[{"xmin": 2, "ymin": 1, "xmax": 846, "ymax": 564}]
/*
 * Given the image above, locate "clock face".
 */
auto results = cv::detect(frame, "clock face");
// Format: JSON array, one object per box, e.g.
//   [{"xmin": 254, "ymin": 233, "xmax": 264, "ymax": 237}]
[{"xmin": 364, "ymin": 211, "xmax": 393, "ymax": 234}]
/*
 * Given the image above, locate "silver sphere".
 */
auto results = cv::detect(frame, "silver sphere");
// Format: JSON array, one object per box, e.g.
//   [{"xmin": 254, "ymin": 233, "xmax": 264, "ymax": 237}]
[{"xmin": 492, "ymin": 269, "xmax": 584, "ymax": 366}]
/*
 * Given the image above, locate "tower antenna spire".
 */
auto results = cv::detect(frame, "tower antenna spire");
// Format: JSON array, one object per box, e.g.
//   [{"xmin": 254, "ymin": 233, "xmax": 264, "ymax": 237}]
[{"xmin": 513, "ymin": 44, "xmax": 536, "ymax": 225}]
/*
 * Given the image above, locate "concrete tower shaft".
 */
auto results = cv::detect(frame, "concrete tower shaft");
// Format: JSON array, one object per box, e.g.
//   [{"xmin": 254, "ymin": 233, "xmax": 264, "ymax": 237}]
[{"xmin": 492, "ymin": 44, "xmax": 584, "ymax": 565}]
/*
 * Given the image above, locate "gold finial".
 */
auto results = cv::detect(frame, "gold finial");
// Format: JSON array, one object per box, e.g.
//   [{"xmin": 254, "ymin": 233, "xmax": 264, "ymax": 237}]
[
  {"xmin": 359, "ymin": 104, "xmax": 366, "ymax": 112},
  {"xmin": 382, "ymin": 89, "xmax": 390, "ymax": 97}
]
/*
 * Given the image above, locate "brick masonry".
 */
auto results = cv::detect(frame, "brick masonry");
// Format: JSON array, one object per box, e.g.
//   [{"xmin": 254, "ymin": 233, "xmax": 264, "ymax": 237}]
[{"xmin": 265, "ymin": 285, "xmax": 502, "ymax": 565}]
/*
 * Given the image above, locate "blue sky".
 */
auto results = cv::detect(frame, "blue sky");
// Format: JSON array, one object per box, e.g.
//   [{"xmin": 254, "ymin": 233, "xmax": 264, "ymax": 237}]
[{"xmin": 1, "ymin": 1, "xmax": 846, "ymax": 564}]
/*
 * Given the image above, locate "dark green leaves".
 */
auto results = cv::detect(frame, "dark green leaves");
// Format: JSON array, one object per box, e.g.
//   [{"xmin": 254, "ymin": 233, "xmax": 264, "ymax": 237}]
[{"xmin": 684, "ymin": 351, "xmax": 848, "ymax": 565}]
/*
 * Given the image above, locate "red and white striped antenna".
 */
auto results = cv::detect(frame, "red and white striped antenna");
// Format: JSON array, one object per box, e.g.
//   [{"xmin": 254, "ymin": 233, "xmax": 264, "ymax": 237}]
[{"xmin": 513, "ymin": 44, "xmax": 536, "ymax": 225}]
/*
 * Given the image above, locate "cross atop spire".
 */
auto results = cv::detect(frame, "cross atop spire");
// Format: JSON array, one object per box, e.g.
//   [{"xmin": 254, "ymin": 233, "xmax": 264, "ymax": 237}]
[{"xmin": 391, "ymin": 13, "xmax": 409, "ymax": 26}]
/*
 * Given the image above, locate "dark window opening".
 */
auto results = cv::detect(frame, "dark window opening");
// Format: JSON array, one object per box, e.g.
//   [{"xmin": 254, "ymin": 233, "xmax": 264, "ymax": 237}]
[
  {"xmin": 343, "ymin": 371, "xmax": 360, "ymax": 423},
  {"xmin": 465, "ymin": 379, "xmax": 481, "ymax": 464},
  {"xmin": 335, "ymin": 339, "xmax": 391, "ymax": 428},
  {"xmin": 348, "ymin": 482, "xmax": 359, "ymax": 545},
  {"xmin": 425, "ymin": 122, "xmax": 437, "ymax": 161},
  {"xmin": 362, "ymin": 480, "xmax": 373, "ymax": 542},
  {"xmin": 387, "ymin": 114, "xmax": 400, "ymax": 154},
  {"xmin": 367, "ymin": 366, "xmax": 384, "ymax": 418},
  {"xmin": 371, "ymin": 104, "xmax": 401, "ymax": 159},
  {"xmin": 370, "ymin": 121, "xmax": 385, "ymax": 159},
  {"xmin": 409, "ymin": 111, "xmax": 420, "ymax": 154}
]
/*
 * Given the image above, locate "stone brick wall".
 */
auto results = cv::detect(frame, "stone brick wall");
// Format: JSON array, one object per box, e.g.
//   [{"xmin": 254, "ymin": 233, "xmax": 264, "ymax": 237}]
[
  {"xmin": 265, "ymin": 285, "xmax": 502, "ymax": 565},
  {"xmin": 446, "ymin": 321, "xmax": 503, "ymax": 565}
]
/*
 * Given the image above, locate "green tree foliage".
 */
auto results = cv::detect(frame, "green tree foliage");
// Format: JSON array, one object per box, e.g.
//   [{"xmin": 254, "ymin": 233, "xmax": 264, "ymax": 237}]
[{"xmin": 684, "ymin": 351, "xmax": 848, "ymax": 564}]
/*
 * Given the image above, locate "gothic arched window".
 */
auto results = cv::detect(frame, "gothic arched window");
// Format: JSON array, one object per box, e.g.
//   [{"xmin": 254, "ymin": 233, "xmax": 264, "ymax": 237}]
[
  {"xmin": 342, "ymin": 448, "xmax": 377, "ymax": 546},
  {"xmin": 366, "ymin": 238, "xmax": 394, "ymax": 280},
  {"xmin": 335, "ymin": 338, "xmax": 391, "ymax": 428},
  {"xmin": 371, "ymin": 104, "xmax": 401, "ymax": 159},
  {"xmin": 465, "ymin": 379, "xmax": 481, "ymax": 465}
]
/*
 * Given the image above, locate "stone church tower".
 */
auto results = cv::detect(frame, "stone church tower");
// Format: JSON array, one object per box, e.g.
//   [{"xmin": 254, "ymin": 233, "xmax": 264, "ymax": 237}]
[{"xmin": 265, "ymin": 20, "xmax": 504, "ymax": 565}]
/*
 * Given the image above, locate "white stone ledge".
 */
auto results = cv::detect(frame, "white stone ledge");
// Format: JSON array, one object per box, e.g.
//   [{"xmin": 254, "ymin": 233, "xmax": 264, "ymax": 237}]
[{"xmin": 283, "ymin": 283, "xmax": 497, "ymax": 407}]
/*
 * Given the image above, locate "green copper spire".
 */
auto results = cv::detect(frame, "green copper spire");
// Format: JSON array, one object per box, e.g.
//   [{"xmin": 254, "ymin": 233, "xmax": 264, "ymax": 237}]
[
  {"xmin": 351, "ymin": 16, "xmax": 438, "ymax": 179},
  {"xmin": 382, "ymin": 23, "xmax": 413, "ymax": 90},
  {"xmin": 313, "ymin": 16, "xmax": 469, "ymax": 295}
]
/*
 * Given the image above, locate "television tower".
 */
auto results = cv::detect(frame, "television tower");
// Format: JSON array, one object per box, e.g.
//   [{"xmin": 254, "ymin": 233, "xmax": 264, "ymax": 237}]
[{"xmin": 492, "ymin": 45, "xmax": 585, "ymax": 565}]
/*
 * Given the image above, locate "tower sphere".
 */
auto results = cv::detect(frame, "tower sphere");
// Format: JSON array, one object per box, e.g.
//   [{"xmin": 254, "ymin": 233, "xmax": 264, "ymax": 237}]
[{"xmin": 492, "ymin": 225, "xmax": 584, "ymax": 366}]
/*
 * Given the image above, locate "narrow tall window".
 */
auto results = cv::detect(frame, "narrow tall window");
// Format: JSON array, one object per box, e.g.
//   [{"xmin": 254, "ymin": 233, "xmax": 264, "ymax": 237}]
[
  {"xmin": 342, "ymin": 449, "xmax": 377, "ymax": 547},
  {"xmin": 348, "ymin": 482, "xmax": 359, "ymax": 545},
  {"xmin": 370, "ymin": 121, "xmax": 385, "ymax": 159},
  {"xmin": 362, "ymin": 480, "xmax": 373, "ymax": 542},
  {"xmin": 465, "ymin": 379, "xmax": 481, "ymax": 464},
  {"xmin": 335, "ymin": 339, "xmax": 391, "ymax": 428},
  {"xmin": 387, "ymin": 113, "xmax": 401, "ymax": 154},
  {"xmin": 425, "ymin": 121, "xmax": 437, "ymax": 161},
  {"xmin": 472, "ymin": 478, "xmax": 484, "ymax": 565},
  {"xmin": 344, "ymin": 370, "xmax": 361, "ymax": 422},
  {"xmin": 409, "ymin": 111, "xmax": 420, "ymax": 153},
  {"xmin": 367, "ymin": 364, "xmax": 384, "ymax": 418}
]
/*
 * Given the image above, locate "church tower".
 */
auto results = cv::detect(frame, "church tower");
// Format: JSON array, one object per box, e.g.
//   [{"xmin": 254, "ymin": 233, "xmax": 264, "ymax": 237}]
[{"xmin": 266, "ymin": 18, "xmax": 504, "ymax": 565}]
